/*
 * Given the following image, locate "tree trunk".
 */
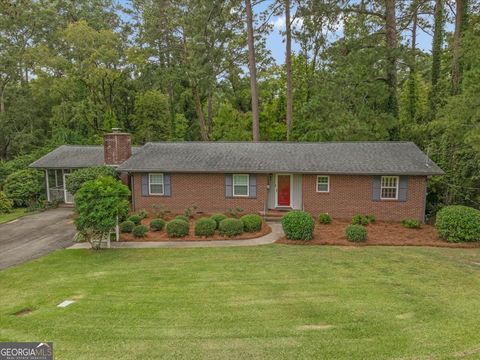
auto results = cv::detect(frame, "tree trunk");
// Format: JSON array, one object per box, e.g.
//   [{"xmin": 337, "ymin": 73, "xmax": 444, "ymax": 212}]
[
  {"xmin": 408, "ymin": 1, "xmax": 418, "ymax": 122},
  {"xmin": 207, "ymin": 92, "xmax": 213, "ymax": 135},
  {"xmin": 191, "ymin": 86, "xmax": 209, "ymax": 141},
  {"xmin": 429, "ymin": 0, "xmax": 443, "ymax": 117},
  {"xmin": 385, "ymin": 0, "xmax": 399, "ymax": 139},
  {"xmin": 245, "ymin": 0, "xmax": 260, "ymax": 141},
  {"xmin": 451, "ymin": 0, "xmax": 467, "ymax": 95},
  {"xmin": 285, "ymin": 0, "xmax": 293, "ymax": 140}
]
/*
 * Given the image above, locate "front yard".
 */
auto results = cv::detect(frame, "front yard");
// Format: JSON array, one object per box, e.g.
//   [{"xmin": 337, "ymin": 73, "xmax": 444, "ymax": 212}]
[
  {"xmin": 0, "ymin": 208, "xmax": 30, "ymax": 224},
  {"xmin": 1, "ymin": 245, "xmax": 480, "ymax": 359}
]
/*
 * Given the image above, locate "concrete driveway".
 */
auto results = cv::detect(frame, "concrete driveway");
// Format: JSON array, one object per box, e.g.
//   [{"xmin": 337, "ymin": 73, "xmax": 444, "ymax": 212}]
[{"xmin": 0, "ymin": 208, "xmax": 75, "ymax": 270}]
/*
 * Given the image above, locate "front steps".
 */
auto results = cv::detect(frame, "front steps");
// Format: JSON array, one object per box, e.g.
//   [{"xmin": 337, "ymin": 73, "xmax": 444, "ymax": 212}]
[{"xmin": 261, "ymin": 208, "xmax": 292, "ymax": 222}]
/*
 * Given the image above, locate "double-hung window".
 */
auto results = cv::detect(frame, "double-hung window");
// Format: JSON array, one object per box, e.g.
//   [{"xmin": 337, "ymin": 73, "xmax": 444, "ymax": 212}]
[
  {"xmin": 149, "ymin": 173, "xmax": 164, "ymax": 195},
  {"xmin": 233, "ymin": 174, "xmax": 249, "ymax": 197},
  {"xmin": 380, "ymin": 176, "xmax": 398, "ymax": 200},
  {"xmin": 316, "ymin": 176, "xmax": 330, "ymax": 193}
]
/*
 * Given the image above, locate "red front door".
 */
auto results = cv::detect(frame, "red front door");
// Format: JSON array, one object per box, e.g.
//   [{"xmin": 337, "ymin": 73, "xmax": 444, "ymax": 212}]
[{"xmin": 277, "ymin": 175, "xmax": 291, "ymax": 207}]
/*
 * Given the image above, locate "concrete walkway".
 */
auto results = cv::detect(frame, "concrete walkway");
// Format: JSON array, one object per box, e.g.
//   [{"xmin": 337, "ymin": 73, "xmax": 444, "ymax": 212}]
[{"xmin": 68, "ymin": 223, "xmax": 283, "ymax": 249}]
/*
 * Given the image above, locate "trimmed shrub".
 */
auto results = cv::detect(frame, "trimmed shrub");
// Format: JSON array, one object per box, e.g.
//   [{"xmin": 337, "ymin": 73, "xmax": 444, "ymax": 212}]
[
  {"xmin": 137, "ymin": 209, "xmax": 148, "ymax": 219},
  {"xmin": 150, "ymin": 218, "xmax": 166, "ymax": 231},
  {"xmin": 402, "ymin": 219, "xmax": 421, "ymax": 229},
  {"xmin": 436, "ymin": 205, "xmax": 480, "ymax": 242},
  {"xmin": 210, "ymin": 213, "xmax": 227, "ymax": 228},
  {"xmin": 219, "ymin": 218, "xmax": 244, "ymax": 237},
  {"xmin": 128, "ymin": 215, "xmax": 141, "ymax": 225},
  {"xmin": 133, "ymin": 225, "xmax": 148, "ymax": 238},
  {"xmin": 0, "ymin": 191, "xmax": 13, "ymax": 214},
  {"xmin": 241, "ymin": 214, "xmax": 263, "ymax": 232},
  {"xmin": 3, "ymin": 169, "xmax": 43, "ymax": 206},
  {"xmin": 119, "ymin": 220, "xmax": 135, "ymax": 233},
  {"xmin": 175, "ymin": 215, "xmax": 189, "ymax": 222},
  {"xmin": 281, "ymin": 211, "xmax": 314, "ymax": 241},
  {"xmin": 194, "ymin": 217, "xmax": 217, "ymax": 237},
  {"xmin": 366, "ymin": 214, "xmax": 376, "ymax": 223},
  {"xmin": 351, "ymin": 214, "xmax": 369, "ymax": 226},
  {"xmin": 166, "ymin": 219, "xmax": 189, "ymax": 237},
  {"xmin": 345, "ymin": 225, "xmax": 367, "ymax": 242},
  {"xmin": 318, "ymin": 213, "xmax": 331, "ymax": 224}
]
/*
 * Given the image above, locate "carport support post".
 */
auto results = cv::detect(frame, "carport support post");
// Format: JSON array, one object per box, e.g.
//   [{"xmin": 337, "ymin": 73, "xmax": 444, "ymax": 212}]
[{"xmin": 45, "ymin": 169, "xmax": 50, "ymax": 202}]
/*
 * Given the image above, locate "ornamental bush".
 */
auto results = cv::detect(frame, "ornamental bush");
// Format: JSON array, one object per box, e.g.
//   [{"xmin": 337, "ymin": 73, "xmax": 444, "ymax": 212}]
[
  {"xmin": 366, "ymin": 214, "xmax": 376, "ymax": 223},
  {"xmin": 402, "ymin": 219, "xmax": 421, "ymax": 229},
  {"xmin": 194, "ymin": 217, "xmax": 217, "ymax": 237},
  {"xmin": 351, "ymin": 214, "xmax": 369, "ymax": 226},
  {"xmin": 65, "ymin": 166, "xmax": 117, "ymax": 195},
  {"xmin": 3, "ymin": 169, "xmax": 43, "ymax": 206},
  {"xmin": 119, "ymin": 220, "xmax": 135, "ymax": 233},
  {"xmin": 128, "ymin": 215, "xmax": 142, "ymax": 225},
  {"xmin": 345, "ymin": 225, "xmax": 367, "ymax": 242},
  {"xmin": 150, "ymin": 218, "xmax": 166, "ymax": 231},
  {"xmin": 281, "ymin": 211, "xmax": 314, "ymax": 241},
  {"xmin": 210, "ymin": 213, "xmax": 227, "ymax": 228},
  {"xmin": 240, "ymin": 214, "xmax": 263, "ymax": 232},
  {"xmin": 166, "ymin": 219, "xmax": 189, "ymax": 237},
  {"xmin": 436, "ymin": 205, "xmax": 480, "ymax": 242},
  {"xmin": 0, "ymin": 191, "xmax": 13, "ymax": 213},
  {"xmin": 175, "ymin": 215, "xmax": 189, "ymax": 222},
  {"xmin": 133, "ymin": 225, "xmax": 148, "ymax": 238},
  {"xmin": 137, "ymin": 209, "xmax": 148, "ymax": 219},
  {"xmin": 318, "ymin": 213, "xmax": 331, "ymax": 224},
  {"xmin": 219, "ymin": 218, "xmax": 244, "ymax": 237}
]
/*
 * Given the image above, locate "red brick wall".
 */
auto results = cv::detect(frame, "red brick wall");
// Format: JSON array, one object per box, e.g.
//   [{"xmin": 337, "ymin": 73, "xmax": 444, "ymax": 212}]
[
  {"xmin": 131, "ymin": 172, "xmax": 427, "ymax": 221},
  {"xmin": 132, "ymin": 173, "xmax": 269, "ymax": 214},
  {"xmin": 302, "ymin": 175, "xmax": 426, "ymax": 222},
  {"xmin": 104, "ymin": 133, "xmax": 132, "ymax": 165}
]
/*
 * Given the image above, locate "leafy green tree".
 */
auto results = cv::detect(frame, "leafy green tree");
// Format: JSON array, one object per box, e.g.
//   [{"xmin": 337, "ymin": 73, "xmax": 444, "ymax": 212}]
[
  {"xmin": 65, "ymin": 166, "xmax": 117, "ymax": 195},
  {"xmin": 3, "ymin": 169, "xmax": 43, "ymax": 206},
  {"xmin": 74, "ymin": 176, "xmax": 130, "ymax": 249}
]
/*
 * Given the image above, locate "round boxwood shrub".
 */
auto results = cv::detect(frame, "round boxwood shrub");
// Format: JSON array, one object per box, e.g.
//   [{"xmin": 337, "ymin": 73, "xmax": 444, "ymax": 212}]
[
  {"xmin": 137, "ymin": 209, "xmax": 148, "ymax": 219},
  {"xmin": 133, "ymin": 225, "xmax": 148, "ymax": 238},
  {"xmin": 175, "ymin": 215, "xmax": 189, "ymax": 222},
  {"xmin": 194, "ymin": 217, "xmax": 216, "ymax": 237},
  {"xmin": 210, "ymin": 213, "xmax": 227, "ymax": 228},
  {"xmin": 345, "ymin": 225, "xmax": 367, "ymax": 242},
  {"xmin": 0, "ymin": 191, "xmax": 13, "ymax": 214},
  {"xmin": 150, "ymin": 218, "xmax": 166, "ymax": 231},
  {"xmin": 351, "ymin": 214, "xmax": 369, "ymax": 226},
  {"xmin": 318, "ymin": 213, "xmax": 331, "ymax": 224},
  {"xmin": 402, "ymin": 219, "xmax": 421, "ymax": 229},
  {"xmin": 436, "ymin": 205, "xmax": 480, "ymax": 242},
  {"xmin": 128, "ymin": 215, "xmax": 141, "ymax": 225},
  {"xmin": 281, "ymin": 211, "xmax": 314, "ymax": 241},
  {"xmin": 219, "ymin": 218, "xmax": 244, "ymax": 237},
  {"xmin": 166, "ymin": 219, "xmax": 189, "ymax": 237},
  {"xmin": 366, "ymin": 214, "xmax": 376, "ymax": 223},
  {"xmin": 240, "ymin": 214, "xmax": 263, "ymax": 232},
  {"xmin": 119, "ymin": 220, "xmax": 135, "ymax": 233}
]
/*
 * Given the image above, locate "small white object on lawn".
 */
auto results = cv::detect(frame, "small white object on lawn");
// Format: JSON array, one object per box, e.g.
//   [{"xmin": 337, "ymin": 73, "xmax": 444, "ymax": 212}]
[{"xmin": 57, "ymin": 300, "xmax": 75, "ymax": 308}]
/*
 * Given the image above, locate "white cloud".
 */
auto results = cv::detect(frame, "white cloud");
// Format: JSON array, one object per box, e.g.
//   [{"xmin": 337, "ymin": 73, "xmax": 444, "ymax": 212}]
[{"xmin": 271, "ymin": 15, "xmax": 303, "ymax": 31}]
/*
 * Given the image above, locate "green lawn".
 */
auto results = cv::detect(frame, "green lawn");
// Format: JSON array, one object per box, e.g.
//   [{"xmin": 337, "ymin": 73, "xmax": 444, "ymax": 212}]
[
  {"xmin": 1, "ymin": 245, "xmax": 480, "ymax": 359},
  {"xmin": 0, "ymin": 208, "xmax": 30, "ymax": 224}
]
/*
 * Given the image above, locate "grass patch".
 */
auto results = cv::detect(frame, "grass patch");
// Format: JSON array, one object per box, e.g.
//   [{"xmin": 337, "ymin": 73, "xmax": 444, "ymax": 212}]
[
  {"xmin": 0, "ymin": 208, "xmax": 30, "ymax": 224},
  {"xmin": 0, "ymin": 246, "xmax": 479, "ymax": 359}
]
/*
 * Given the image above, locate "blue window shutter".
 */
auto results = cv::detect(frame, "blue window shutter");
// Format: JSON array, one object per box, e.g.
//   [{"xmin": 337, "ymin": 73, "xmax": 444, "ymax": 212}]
[
  {"xmin": 398, "ymin": 176, "xmax": 408, "ymax": 202},
  {"xmin": 141, "ymin": 174, "xmax": 149, "ymax": 196},
  {"xmin": 249, "ymin": 174, "xmax": 257, "ymax": 198},
  {"xmin": 164, "ymin": 173, "xmax": 171, "ymax": 197},
  {"xmin": 225, "ymin": 174, "xmax": 233, "ymax": 198},
  {"xmin": 372, "ymin": 176, "xmax": 381, "ymax": 201}
]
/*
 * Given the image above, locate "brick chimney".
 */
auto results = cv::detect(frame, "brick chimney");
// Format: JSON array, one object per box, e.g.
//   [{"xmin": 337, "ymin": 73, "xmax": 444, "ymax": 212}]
[{"xmin": 104, "ymin": 128, "xmax": 132, "ymax": 165}]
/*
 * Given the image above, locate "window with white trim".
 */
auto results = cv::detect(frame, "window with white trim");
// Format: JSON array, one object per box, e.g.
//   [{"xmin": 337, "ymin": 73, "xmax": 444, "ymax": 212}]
[
  {"xmin": 380, "ymin": 176, "xmax": 398, "ymax": 200},
  {"xmin": 316, "ymin": 176, "xmax": 330, "ymax": 192},
  {"xmin": 149, "ymin": 173, "xmax": 164, "ymax": 195},
  {"xmin": 233, "ymin": 174, "xmax": 249, "ymax": 197}
]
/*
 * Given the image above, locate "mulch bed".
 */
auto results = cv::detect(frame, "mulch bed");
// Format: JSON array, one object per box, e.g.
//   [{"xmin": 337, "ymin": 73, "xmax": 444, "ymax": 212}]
[
  {"xmin": 277, "ymin": 219, "xmax": 480, "ymax": 248},
  {"xmin": 120, "ymin": 214, "xmax": 271, "ymax": 242}
]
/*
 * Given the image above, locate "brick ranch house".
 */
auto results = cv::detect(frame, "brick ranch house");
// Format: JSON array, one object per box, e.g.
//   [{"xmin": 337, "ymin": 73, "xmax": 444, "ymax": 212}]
[{"xmin": 30, "ymin": 130, "xmax": 444, "ymax": 222}]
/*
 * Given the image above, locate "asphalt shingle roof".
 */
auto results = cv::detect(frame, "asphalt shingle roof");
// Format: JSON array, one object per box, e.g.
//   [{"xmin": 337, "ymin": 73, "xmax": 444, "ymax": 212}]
[
  {"xmin": 30, "ymin": 145, "xmax": 140, "ymax": 169},
  {"xmin": 115, "ymin": 142, "xmax": 444, "ymax": 175}
]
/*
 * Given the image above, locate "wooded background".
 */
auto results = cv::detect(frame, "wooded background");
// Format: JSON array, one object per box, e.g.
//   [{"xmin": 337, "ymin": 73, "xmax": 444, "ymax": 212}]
[{"xmin": 0, "ymin": 0, "xmax": 479, "ymax": 215}]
